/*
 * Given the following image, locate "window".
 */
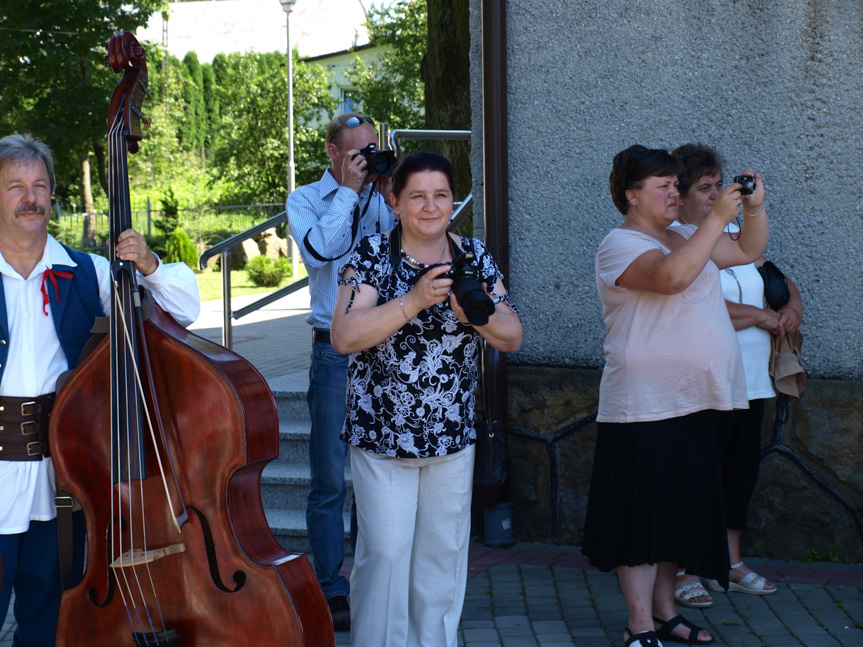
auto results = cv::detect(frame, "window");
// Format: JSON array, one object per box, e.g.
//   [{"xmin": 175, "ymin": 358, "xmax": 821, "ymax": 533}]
[{"xmin": 343, "ymin": 90, "xmax": 359, "ymax": 114}]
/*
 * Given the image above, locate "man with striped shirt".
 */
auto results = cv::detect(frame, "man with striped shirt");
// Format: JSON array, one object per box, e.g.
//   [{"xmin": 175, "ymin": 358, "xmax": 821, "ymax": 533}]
[{"xmin": 286, "ymin": 113, "xmax": 395, "ymax": 631}]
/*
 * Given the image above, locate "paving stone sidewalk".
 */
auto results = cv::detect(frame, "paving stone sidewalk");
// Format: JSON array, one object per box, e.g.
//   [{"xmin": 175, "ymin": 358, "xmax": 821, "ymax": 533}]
[
  {"xmin": 4, "ymin": 542, "xmax": 863, "ymax": 646},
  {"xmin": 4, "ymin": 292, "xmax": 862, "ymax": 646}
]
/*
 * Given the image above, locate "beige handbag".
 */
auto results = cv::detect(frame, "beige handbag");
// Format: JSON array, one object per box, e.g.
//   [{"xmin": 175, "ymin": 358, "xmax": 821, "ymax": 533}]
[{"xmin": 769, "ymin": 331, "xmax": 806, "ymax": 398}]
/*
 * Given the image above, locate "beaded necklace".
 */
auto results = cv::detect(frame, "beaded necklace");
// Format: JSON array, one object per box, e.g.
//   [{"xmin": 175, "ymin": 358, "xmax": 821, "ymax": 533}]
[{"xmin": 400, "ymin": 238, "xmax": 448, "ymax": 268}]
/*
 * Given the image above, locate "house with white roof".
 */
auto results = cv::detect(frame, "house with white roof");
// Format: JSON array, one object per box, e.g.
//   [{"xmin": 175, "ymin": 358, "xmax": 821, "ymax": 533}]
[{"xmin": 136, "ymin": 0, "xmax": 388, "ymax": 114}]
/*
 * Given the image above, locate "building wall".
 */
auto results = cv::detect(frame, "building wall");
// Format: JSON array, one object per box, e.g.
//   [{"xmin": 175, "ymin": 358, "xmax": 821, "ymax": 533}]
[
  {"xmin": 305, "ymin": 45, "xmax": 388, "ymax": 125},
  {"xmin": 470, "ymin": 0, "xmax": 863, "ymax": 380},
  {"xmin": 468, "ymin": 0, "xmax": 863, "ymax": 559},
  {"xmin": 137, "ymin": 0, "xmax": 371, "ymax": 63}
]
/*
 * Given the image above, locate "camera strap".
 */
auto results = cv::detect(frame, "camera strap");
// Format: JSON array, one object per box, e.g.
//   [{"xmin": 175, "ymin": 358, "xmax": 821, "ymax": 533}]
[{"xmin": 303, "ymin": 185, "xmax": 374, "ymax": 263}]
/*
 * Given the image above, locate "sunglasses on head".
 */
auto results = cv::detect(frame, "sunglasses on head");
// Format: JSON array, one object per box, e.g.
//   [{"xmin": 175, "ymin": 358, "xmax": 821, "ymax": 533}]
[{"xmin": 341, "ymin": 115, "xmax": 375, "ymax": 129}]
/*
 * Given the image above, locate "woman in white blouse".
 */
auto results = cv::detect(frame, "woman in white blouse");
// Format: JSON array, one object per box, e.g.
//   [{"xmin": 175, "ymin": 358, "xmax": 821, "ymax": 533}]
[{"xmin": 671, "ymin": 144, "xmax": 802, "ymax": 607}]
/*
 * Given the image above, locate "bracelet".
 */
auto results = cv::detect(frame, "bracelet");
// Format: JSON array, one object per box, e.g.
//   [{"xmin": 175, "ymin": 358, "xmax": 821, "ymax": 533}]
[
  {"xmin": 744, "ymin": 208, "xmax": 764, "ymax": 217},
  {"xmin": 398, "ymin": 295, "xmax": 411, "ymax": 322}
]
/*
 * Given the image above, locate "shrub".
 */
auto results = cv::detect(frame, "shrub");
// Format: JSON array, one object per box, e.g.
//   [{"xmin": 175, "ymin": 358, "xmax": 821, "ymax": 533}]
[
  {"xmin": 164, "ymin": 228, "xmax": 199, "ymax": 270},
  {"xmin": 156, "ymin": 187, "xmax": 181, "ymax": 237},
  {"xmin": 245, "ymin": 255, "xmax": 291, "ymax": 287}
]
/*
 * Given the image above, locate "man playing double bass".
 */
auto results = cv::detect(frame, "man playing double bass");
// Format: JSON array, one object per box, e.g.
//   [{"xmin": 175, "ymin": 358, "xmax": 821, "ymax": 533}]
[{"xmin": 0, "ymin": 133, "xmax": 201, "ymax": 647}]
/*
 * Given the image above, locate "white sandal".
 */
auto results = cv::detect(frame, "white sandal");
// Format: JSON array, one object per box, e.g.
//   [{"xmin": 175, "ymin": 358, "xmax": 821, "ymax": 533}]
[
  {"xmin": 674, "ymin": 581, "xmax": 714, "ymax": 607},
  {"xmin": 624, "ymin": 626, "xmax": 663, "ymax": 647},
  {"xmin": 706, "ymin": 562, "xmax": 777, "ymax": 595}
]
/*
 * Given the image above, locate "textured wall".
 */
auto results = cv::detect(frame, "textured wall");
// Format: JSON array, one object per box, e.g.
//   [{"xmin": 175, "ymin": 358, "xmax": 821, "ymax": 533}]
[
  {"xmin": 470, "ymin": 0, "xmax": 863, "ymax": 379},
  {"xmin": 505, "ymin": 367, "xmax": 863, "ymax": 562}
]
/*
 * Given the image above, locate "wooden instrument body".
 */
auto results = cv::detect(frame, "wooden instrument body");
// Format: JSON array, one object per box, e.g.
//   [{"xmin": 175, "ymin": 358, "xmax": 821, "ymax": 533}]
[{"xmin": 50, "ymin": 307, "xmax": 334, "ymax": 646}]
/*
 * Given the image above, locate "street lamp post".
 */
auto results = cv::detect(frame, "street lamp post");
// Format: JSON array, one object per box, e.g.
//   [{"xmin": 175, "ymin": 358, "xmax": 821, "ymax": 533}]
[{"xmin": 279, "ymin": 0, "xmax": 298, "ymax": 276}]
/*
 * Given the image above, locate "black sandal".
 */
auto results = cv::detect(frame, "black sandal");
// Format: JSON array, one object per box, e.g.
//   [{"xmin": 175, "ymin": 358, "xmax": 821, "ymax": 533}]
[
  {"xmin": 624, "ymin": 625, "xmax": 662, "ymax": 646},
  {"xmin": 652, "ymin": 615, "xmax": 714, "ymax": 645}
]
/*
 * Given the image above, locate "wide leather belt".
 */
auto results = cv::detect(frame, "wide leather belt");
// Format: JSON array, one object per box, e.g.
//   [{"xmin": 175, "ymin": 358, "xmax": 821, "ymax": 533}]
[
  {"xmin": 312, "ymin": 328, "xmax": 331, "ymax": 345},
  {"xmin": 0, "ymin": 393, "xmax": 55, "ymax": 461}
]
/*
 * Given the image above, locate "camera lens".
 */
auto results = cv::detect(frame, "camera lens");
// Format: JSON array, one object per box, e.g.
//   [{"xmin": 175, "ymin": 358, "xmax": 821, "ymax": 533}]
[
  {"xmin": 457, "ymin": 285, "xmax": 495, "ymax": 325},
  {"xmin": 450, "ymin": 252, "xmax": 495, "ymax": 326},
  {"xmin": 370, "ymin": 153, "xmax": 394, "ymax": 176},
  {"xmin": 358, "ymin": 144, "xmax": 397, "ymax": 177}
]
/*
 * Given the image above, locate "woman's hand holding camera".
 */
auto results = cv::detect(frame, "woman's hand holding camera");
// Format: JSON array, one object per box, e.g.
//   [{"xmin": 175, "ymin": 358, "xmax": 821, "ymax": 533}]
[
  {"xmin": 709, "ymin": 185, "xmax": 745, "ymax": 227},
  {"xmin": 707, "ymin": 169, "xmax": 765, "ymax": 227},
  {"xmin": 738, "ymin": 169, "xmax": 765, "ymax": 216},
  {"xmin": 405, "ymin": 264, "xmax": 452, "ymax": 314}
]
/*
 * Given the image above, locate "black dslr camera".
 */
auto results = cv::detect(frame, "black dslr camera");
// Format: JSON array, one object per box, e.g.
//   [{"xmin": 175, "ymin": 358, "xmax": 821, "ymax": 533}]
[
  {"xmin": 357, "ymin": 143, "xmax": 397, "ymax": 178},
  {"xmin": 447, "ymin": 250, "xmax": 495, "ymax": 326},
  {"xmin": 733, "ymin": 174, "xmax": 756, "ymax": 195}
]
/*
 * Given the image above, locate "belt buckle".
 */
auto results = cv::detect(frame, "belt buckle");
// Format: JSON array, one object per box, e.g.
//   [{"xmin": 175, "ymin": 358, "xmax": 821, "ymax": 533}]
[
  {"xmin": 21, "ymin": 420, "xmax": 38, "ymax": 435},
  {"xmin": 21, "ymin": 401, "xmax": 38, "ymax": 417},
  {"xmin": 26, "ymin": 440, "xmax": 44, "ymax": 457},
  {"xmin": 55, "ymin": 496, "xmax": 74, "ymax": 509}
]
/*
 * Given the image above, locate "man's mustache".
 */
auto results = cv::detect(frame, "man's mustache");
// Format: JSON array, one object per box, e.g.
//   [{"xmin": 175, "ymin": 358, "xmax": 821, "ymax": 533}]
[{"xmin": 16, "ymin": 203, "xmax": 46, "ymax": 215}]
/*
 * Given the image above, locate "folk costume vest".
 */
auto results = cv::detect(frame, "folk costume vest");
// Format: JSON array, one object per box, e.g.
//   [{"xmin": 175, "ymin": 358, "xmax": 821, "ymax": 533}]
[{"xmin": 0, "ymin": 244, "xmax": 104, "ymax": 385}]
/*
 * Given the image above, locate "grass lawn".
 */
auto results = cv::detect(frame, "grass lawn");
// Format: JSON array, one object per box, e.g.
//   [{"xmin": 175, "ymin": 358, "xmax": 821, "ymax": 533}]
[{"xmin": 196, "ymin": 265, "xmax": 308, "ymax": 302}]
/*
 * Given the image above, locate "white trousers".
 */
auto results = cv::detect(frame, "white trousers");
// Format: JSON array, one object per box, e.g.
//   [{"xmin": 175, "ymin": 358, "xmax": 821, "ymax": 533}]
[{"xmin": 349, "ymin": 444, "xmax": 475, "ymax": 647}]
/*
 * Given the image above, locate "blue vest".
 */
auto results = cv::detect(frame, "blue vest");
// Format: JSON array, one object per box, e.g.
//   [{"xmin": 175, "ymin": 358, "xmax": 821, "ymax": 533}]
[{"xmin": 0, "ymin": 244, "xmax": 105, "ymax": 387}]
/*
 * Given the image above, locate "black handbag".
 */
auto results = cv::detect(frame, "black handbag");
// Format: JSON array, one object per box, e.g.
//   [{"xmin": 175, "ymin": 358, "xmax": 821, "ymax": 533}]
[
  {"xmin": 474, "ymin": 418, "xmax": 507, "ymax": 487},
  {"xmin": 758, "ymin": 260, "xmax": 790, "ymax": 311},
  {"xmin": 474, "ymin": 345, "xmax": 508, "ymax": 488}
]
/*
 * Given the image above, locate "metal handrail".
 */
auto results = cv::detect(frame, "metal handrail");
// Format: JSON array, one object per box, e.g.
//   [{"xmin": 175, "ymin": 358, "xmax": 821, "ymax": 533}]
[
  {"xmin": 198, "ymin": 210, "xmax": 288, "ymax": 269},
  {"xmin": 198, "ymin": 209, "xmax": 307, "ymax": 348},
  {"xmin": 233, "ymin": 276, "xmax": 308, "ymax": 320},
  {"xmin": 450, "ymin": 193, "xmax": 473, "ymax": 231},
  {"xmin": 385, "ymin": 127, "xmax": 473, "ymax": 230},
  {"xmin": 388, "ymin": 129, "xmax": 471, "ymax": 159}
]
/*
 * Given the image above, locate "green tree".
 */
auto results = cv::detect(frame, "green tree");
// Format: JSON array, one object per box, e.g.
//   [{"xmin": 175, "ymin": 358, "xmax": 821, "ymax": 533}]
[
  {"xmin": 201, "ymin": 63, "xmax": 221, "ymax": 150},
  {"xmin": 212, "ymin": 50, "xmax": 336, "ymax": 201},
  {"xmin": 124, "ymin": 55, "xmax": 222, "ymax": 216},
  {"xmin": 0, "ymin": 0, "xmax": 165, "ymax": 206},
  {"xmin": 156, "ymin": 187, "xmax": 181, "ymax": 236},
  {"xmin": 180, "ymin": 52, "xmax": 206, "ymax": 153},
  {"xmin": 423, "ymin": 0, "xmax": 471, "ymax": 202},
  {"xmin": 347, "ymin": 0, "xmax": 426, "ymax": 133}
]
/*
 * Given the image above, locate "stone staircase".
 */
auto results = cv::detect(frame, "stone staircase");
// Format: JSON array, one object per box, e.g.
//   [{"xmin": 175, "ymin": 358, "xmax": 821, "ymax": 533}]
[{"xmin": 261, "ymin": 373, "xmax": 353, "ymax": 554}]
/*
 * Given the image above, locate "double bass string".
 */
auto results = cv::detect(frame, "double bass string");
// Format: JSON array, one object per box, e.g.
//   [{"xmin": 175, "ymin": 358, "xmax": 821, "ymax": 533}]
[
  {"xmin": 108, "ymin": 110, "xmax": 149, "ymax": 637},
  {"xmin": 107, "ymin": 109, "xmax": 169, "ymax": 641},
  {"xmin": 107, "ymin": 111, "xmax": 139, "ymax": 634}
]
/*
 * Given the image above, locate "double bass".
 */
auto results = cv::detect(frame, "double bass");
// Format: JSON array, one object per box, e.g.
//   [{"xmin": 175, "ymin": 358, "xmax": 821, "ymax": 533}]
[{"xmin": 49, "ymin": 33, "xmax": 334, "ymax": 646}]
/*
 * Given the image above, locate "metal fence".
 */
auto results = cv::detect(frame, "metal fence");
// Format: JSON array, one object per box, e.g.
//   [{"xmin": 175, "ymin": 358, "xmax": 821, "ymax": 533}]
[{"xmin": 53, "ymin": 202, "xmax": 285, "ymax": 252}]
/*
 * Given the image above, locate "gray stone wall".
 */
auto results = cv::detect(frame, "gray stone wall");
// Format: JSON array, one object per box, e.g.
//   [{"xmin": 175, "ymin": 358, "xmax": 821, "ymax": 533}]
[
  {"xmin": 470, "ymin": 0, "xmax": 863, "ymax": 379},
  {"xmin": 505, "ymin": 367, "xmax": 863, "ymax": 562},
  {"xmin": 467, "ymin": 1, "xmax": 863, "ymax": 560}
]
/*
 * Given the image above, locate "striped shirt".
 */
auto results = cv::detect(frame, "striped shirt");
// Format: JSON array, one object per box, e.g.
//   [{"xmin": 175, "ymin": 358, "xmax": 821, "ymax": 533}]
[{"xmin": 287, "ymin": 168, "xmax": 396, "ymax": 330}]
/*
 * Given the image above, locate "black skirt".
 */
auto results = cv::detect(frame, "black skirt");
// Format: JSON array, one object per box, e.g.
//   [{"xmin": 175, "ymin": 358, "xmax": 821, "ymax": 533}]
[
  {"xmin": 581, "ymin": 409, "xmax": 731, "ymax": 588},
  {"xmin": 720, "ymin": 399, "xmax": 766, "ymax": 530}
]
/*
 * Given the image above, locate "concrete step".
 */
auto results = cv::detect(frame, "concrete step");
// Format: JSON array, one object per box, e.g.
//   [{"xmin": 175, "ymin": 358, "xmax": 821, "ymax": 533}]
[
  {"xmin": 263, "ymin": 373, "xmax": 355, "ymax": 556},
  {"xmin": 270, "ymin": 373, "xmax": 310, "ymax": 425},
  {"xmin": 276, "ymin": 419, "xmax": 313, "ymax": 464},
  {"xmin": 261, "ymin": 461, "xmax": 353, "ymax": 512},
  {"xmin": 264, "ymin": 507, "xmax": 351, "ymax": 555}
]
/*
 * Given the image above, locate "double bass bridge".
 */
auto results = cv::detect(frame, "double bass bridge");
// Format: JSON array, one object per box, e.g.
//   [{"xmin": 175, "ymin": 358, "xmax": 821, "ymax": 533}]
[{"xmin": 109, "ymin": 543, "xmax": 186, "ymax": 569}]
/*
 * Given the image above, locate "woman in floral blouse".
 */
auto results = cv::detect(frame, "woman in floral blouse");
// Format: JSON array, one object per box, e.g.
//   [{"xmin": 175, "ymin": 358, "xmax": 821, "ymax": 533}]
[{"xmin": 331, "ymin": 151, "xmax": 522, "ymax": 647}]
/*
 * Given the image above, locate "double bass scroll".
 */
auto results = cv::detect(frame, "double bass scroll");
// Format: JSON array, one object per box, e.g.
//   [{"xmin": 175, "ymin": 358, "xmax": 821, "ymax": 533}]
[{"xmin": 49, "ymin": 32, "xmax": 334, "ymax": 646}]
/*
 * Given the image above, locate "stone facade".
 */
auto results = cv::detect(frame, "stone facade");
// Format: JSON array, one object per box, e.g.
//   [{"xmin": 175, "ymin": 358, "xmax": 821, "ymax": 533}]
[{"xmin": 505, "ymin": 366, "xmax": 863, "ymax": 563}]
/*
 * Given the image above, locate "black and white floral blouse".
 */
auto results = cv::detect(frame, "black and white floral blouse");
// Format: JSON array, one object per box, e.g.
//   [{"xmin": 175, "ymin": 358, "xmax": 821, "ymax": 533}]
[{"xmin": 338, "ymin": 233, "xmax": 517, "ymax": 459}]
